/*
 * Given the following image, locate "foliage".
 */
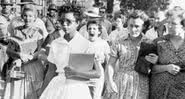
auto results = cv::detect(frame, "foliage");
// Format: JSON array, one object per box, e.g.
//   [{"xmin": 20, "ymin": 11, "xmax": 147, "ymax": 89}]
[{"xmin": 120, "ymin": 0, "xmax": 170, "ymax": 11}]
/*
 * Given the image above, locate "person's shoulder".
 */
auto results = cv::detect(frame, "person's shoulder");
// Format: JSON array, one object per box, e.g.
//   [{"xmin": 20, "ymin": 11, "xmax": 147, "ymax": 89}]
[
  {"xmin": 14, "ymin": 25, "xmax": 24, "ymax": 31},
  {"xmin": 153, "ymin": 34, "xmax": 169, "ymax": 44}
]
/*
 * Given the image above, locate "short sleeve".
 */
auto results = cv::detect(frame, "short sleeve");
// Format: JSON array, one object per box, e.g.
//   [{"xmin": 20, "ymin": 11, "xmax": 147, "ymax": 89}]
[
  {"xmin": 110, "ymin": 41, "xmax": 120, "ymax": 58},
  {"xmin": 47, "ymin": 45, "xmax": 55, "ymax": 64},
  {"xmin": 104, "ymin": 41, "xmax": 110, "ymax": 54}
]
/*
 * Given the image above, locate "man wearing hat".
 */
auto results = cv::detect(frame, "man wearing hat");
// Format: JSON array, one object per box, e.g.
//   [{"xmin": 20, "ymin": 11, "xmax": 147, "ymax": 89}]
[
  {"xmin": 42, "ymin": 4, "xmax": 60, "ymax": 34},
  {"xmin": 1, "ymin": 1, "xmax": 15, "ymax": 21},
  {"xmin": 79, "ymin": 7, "xmax": 109, "ymax": 40}
]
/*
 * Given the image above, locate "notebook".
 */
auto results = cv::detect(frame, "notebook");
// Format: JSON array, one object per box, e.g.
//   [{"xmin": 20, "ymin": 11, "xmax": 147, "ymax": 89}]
[{"xmin": 68, "ymin": 53, "xmax": 95, "ymax": 72}]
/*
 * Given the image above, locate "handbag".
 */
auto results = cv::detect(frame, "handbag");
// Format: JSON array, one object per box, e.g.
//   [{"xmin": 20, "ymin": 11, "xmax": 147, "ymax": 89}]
[{"xmin": 8, "ymin": 64, "xmax": 25, "ymax": 80}]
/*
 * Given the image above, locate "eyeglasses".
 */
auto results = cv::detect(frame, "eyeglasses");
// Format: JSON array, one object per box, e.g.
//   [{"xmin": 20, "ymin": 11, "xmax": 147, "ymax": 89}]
[
  {"xmin": 59, "ymin": 18, "xmax": 76, "ymax": 26},
  {"xmin": 100, "ymin": 11, "xmax": 105, "ymax": 14}
]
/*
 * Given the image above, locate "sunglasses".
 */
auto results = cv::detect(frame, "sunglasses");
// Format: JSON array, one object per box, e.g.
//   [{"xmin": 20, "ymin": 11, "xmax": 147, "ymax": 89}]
[{"xmin": 59, "ymin": 18, "xmax": 76, "ymax": 26}]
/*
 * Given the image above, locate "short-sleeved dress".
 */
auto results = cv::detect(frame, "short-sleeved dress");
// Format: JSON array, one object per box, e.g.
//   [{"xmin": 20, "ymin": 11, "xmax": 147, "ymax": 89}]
[
  {"xmin": 4, "ymin": 26, "xmax": 45, "ymax": 99},
  {"xmin": 150, "ymin": 38, "xmax": 185, "ymax": 99},
  {"xmin": 39, "ymin": 38, "xmax": 92, "ymax": 99},
  {"xmin": 103, "ymin": 37, "xmax": 149, "ymax": 99},
  {"xmin": 86, "ymin": 38, "xmax": 110, "ymax": 99}
]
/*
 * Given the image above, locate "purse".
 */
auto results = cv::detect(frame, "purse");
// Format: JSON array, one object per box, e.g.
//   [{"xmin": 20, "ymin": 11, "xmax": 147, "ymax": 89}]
[{"xmin": 8, "ymin": 64, "xmax": 25, "ymax": 80}]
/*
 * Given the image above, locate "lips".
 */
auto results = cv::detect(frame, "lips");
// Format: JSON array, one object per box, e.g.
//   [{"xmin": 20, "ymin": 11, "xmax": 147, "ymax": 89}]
[{"xmin": 89, "ymin": 33, "xmax": 95, "ymax": 37}]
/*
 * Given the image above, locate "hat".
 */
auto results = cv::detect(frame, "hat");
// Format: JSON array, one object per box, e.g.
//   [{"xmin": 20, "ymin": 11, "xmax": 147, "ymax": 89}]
[
  {"xmin": 17, "ymin": 2, "xmax": 37, "ymax": 6},
  {"xmin": 84, "ymin": 7, "xmax": 101, "ymax": 18},
  {"xmin": 48, "ymin": 4, "xmax": 57, "ymax": 11}
]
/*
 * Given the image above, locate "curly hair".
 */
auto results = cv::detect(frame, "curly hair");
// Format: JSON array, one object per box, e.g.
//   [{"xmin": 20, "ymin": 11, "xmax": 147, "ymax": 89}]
[
  {"xmin": 58, "ymin": 4, "xmax": 83, "ymax": 23},
  {"xmin": 86, "ymin": 20, "xmax": 102, "ymax": 36}
]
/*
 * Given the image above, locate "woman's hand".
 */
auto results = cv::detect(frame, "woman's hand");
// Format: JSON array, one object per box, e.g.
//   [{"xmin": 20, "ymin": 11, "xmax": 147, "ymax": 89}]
[
  {"xmin": 145, "ymin": 53, "xmax": 158, "ymax": 64},
  {"xmin": 166, "ymin": 64, "xmax": 181, "ymax": 75},
  {"xmin": 64, "ymin": 66, "xmax": 77, "ymax": 78},
  {"xmin": 106, "ymin": 80, "xmax": 118, "ymax": 93}
]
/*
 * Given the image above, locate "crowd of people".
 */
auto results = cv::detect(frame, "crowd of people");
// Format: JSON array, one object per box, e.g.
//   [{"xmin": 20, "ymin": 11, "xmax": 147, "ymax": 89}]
[{"xmin": 0, "ymin": 1, "xmax": 185, "ymax": 99}]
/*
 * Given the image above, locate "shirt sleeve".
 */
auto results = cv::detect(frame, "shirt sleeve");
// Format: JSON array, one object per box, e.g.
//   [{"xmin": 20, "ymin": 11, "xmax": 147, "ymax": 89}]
[
  {"xmin": 47, "ymin": 44, "xmax": 55, "ymax": 64},
  {"xmin": 104, "ymin": 41, "xmax": 111, "ymax": 54},
  {"xmin": 110, "ymin": 41, "xmax": 120, "ymax": 58}
]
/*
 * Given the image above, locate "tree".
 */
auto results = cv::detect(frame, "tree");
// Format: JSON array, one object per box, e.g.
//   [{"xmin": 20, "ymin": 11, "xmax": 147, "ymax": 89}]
[
  {"xmin": 120, "ymin": 0, "xmax": 170, "ymax": 11},
  {"xmin": 107, "ymin": 0, "xmax": 114, "ymax": 13}
]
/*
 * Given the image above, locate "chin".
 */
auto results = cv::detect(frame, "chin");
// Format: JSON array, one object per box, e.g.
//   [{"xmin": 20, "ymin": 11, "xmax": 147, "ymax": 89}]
[
  {"xmin": 131, "ymin": 34, "xmax": 140, "ymax": 38},
  {"xmin": 89, "ymin": 38, "xmax": 95, "ymax": 42}
]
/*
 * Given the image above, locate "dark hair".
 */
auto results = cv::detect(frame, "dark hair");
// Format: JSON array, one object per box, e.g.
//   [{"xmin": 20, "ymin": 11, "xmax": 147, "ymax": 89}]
[
  {"xmin": 126, "ymin": 10, "xmax": 149, "ymax": 33},
  {"xmin": 58, "ymin": 4, "xmax": 82, "ymax": 23},
  {"xmin": 86, "ymin": 20, "xmax": 102, "ymax": 36}
]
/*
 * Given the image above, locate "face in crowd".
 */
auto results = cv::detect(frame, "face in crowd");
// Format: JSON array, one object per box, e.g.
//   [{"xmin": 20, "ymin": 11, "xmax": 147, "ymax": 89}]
[
  {"xmin": 60, "ymin": 12, "xmax": 78, "ymax": 34},
  {"xmin": 87, "ymin": 21, "xmax": 101, "ymax": 42},
  {"xmin": 48, "ymin": 9, "xmax": 57, "ymax": 17},
  {"xmin": 1, "ymin": 5, "xmax": 11, "ymax": 14},
  {"xmin": 114, "ymin": 16, "xmax": 124, "ymax": 28},
  {"xmin": 22, "ymin": 8, "xmax": 36, "ymax": 27},
  {"xmin": 127, "ymin": 17, "xmax": 144, "ymax": 38},
  {"xmin": 168, "ymin": 16, "xmax": 185, "ymax": 38},
  {"xmin": 99, "ymin": 8, "xmax": 106, "ymax": 18}
]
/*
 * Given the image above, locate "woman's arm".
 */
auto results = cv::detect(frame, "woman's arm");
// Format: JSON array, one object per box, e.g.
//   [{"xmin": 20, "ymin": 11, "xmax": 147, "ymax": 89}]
[
  {"xmin": 152, "ymin": 64, "xmax": 181, "ymax": 75},
  {"xmin": 105, "ymin": 56, "xmax": 118, "ymax": 93},
  {"xmin": 152, "ymin": 64, "xmax": 168, "ymax": 74},
  {"xmin": 106, "ymin": 56, "xmax": 117, "ymax": 84}
]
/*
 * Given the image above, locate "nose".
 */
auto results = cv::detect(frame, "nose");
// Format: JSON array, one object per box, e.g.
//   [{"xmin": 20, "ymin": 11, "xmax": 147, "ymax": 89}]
[
  {"xmin": 131, "ymin": 27, "xmax": 137, "ymax": 32},
  {"xmin": 62, "ymin": 21, "xmax": 68, "ymax": 26}
]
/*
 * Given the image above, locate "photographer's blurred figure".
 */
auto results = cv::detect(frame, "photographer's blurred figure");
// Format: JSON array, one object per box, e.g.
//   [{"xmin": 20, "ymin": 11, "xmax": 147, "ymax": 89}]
[
  {"xmin": 1, "ymin": 2, "xmax": 15, "ymax": 21},
  {"xmin": 0, "ymin": 15, "xmax": 10, "ymax": 98}
]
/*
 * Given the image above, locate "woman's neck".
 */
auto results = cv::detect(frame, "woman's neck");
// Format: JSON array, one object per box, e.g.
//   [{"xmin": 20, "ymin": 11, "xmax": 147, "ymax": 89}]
[
  {"xmin": 170, "ymin": 33, "xmax": 185, "ymax": 42},
  {"xmin": 130, "ymin": 33, "xmax": 143, "ymax": 45}
]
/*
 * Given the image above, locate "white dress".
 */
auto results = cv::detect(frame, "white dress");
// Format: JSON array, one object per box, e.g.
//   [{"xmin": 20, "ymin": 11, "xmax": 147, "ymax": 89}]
[
  {"xmin": 39, "ymin": 38, "xmax": 92, "ymax": 99},
  {"xmin": 86, "ymin": 38, "xmax": 110, "ymax": 99}
]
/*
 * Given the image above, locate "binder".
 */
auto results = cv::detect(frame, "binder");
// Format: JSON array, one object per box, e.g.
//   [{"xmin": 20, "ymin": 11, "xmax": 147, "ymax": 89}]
[{"xmin": 68, "ymin": 53, "xmax": 95, "ymax": 72}]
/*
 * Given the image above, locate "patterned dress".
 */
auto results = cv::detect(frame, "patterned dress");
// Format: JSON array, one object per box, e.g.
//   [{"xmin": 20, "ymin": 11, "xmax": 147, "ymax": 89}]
[
  {"xmin": 103, "ymin": 37, "xmax": 149, "ymax": 99},
  {"xmin": 4, "ymin": 26, "xmax": 45, "ymax": 99},
  {"xmin": 150, "ymin": 38, "xmax": 185, "ymax": 99}
]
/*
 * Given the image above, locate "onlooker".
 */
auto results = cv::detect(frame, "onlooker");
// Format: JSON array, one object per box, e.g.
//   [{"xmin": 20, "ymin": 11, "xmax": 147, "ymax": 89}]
[
  {"xmin": 85, "ymin": 20, "xmax": 110, "ymax": 99},
  {"xmin": 1, "ymin": 2, "xmax": 15, "ymax": 21},
  {"xmin": 0, "ymin": 15, "xmax": 9, "ymax": 98},
  {"xmin": 42, "ymin": 4, "xmax": 61, "ymax": 34},
  {"xmin": 104, "ymin": 10, "xmax": 151, "ymax": 99},
  {"xmin": 4, "ymin": 5, "xmax": 45, "ymax": 99},
  {"xmin": 99, "ymin": 6, "xmax": 112, "ymax": 35},
  {"xmin": 79, "ymin": 7, "xmax": 109, "ymax": 40},
  {"xmin": 8, "ymin": 3, "xmax": 48, "ymax": 38},
  {"xmin": 108, "ymin": 12, "xmax": 128, "ymax": 45},
  {"xmin": 150, "ymin": 11, "xmax": 185, "ymax": 99}
]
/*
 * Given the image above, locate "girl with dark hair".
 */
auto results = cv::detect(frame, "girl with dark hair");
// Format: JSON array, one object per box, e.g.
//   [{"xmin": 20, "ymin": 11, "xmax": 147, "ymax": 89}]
[
  {"xmin": 103, "ymin": 10, "xmax": 157, "ymax": 99},
  {"xmin": 85, "ymin": 20, "xmax": 110, "ymax": 99},
  {"xmin": 40, "ymin": 4, "xmax": 101, "ymax": 99}
]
